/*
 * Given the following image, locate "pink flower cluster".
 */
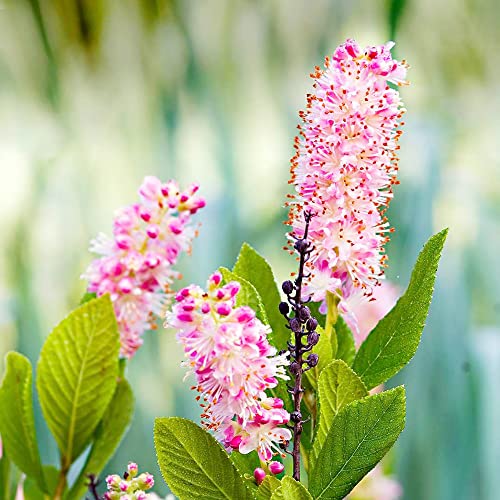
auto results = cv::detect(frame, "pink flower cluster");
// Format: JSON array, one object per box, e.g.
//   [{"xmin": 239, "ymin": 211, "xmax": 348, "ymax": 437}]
[
  {"xmin": 287, "ymin": 39, "xmax": 408, "ymax": 311},
  {"xmin": 83, "ymin": 176, "xmax": 205, "ymax": 358},
  {"xmin": 167, "ymin": 271, "xmax": 291, "ymax": 462},
  {"xmin": 105, "ymin": 462, "xmax": 154, "ymax": 500}
]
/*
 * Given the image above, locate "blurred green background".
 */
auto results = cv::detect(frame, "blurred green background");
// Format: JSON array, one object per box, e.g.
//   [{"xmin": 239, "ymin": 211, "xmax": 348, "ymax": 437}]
[{"xmin": 0, "ymin": 0, "xmax": 499, "ymax": 498}]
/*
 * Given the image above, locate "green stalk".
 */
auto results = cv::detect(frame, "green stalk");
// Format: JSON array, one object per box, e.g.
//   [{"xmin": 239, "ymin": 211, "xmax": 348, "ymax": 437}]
[{"xmin": 325, "ymin": 291, "xmax": 339, "ymax": 358}]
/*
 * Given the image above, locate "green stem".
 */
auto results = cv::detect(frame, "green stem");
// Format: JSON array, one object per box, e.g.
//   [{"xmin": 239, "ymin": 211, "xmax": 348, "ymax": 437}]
[
  {"xmin": 53, "ymin": 466, "xmax": 68, "ymax": 500},
  {"xmin": 325, "ymin": 291, "xmax": 339, "ymax": 358},
  {"xmin": 0, "ymin": 454, "xmax": 11, "ymax": 500}
]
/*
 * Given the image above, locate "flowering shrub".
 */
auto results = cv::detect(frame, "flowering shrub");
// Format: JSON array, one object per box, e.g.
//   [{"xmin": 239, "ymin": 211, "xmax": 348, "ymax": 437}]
[{"xmin": 0, "ymin": 39, "xmax": 447, "ymax": 500}]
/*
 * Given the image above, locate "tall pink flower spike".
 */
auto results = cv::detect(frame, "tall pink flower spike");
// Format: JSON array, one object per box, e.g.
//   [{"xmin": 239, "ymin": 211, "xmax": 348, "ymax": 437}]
[
  {"xmin": 83, "ymin": 176, "xmax": 205, "ymax": 358},
  {"xmin": 286, "ymin": 39, "xmax": 408, "ymax": 322},
  {"xmin": 167, "ymin": 271, "xmax": 291, "ymax": 463}
]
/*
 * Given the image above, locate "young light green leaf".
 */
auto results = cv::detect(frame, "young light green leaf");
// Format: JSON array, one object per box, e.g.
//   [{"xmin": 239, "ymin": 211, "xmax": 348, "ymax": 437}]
[
  {"xmin": 66, "ymin": 378, "xmax": 134, "ymax": 499},
  {"xmin": 311, "ymin": 360, "xmax": 367, "ymax": 470},
  {"xmin": 270, "ymin": 476, "xmax": 312, "ymax": 500},
  {"xmin": 256, "ymin": 476, "xmax": 281, "ymax": 500},
  {"xmin": 0, "ymin": 352, "xmax": 46, "ymax": 492},
  {"xmin": 335, "ymin": 317, "xmax": 356, "ymax": 366},
  {"xmin": 233, "ymin": 243, "xmax": 289, "ymax": 351},
  {"xmin": 309, "ymin": 386, "xmax": 406, "ymax": 500},
  {"xmin": 220, "ymin": 267, "xmax": 268, "ymax": 324},
  {"xmin": 154, "ymin": 417, "xmax": 254, "ymax": 500},
  {"xmin": 36, "ymin": 295, "xmax": 120, "ymax": 468},
  {"xmin": 352, "ymin": 229, "xmax": 448, "ymax": 389}
]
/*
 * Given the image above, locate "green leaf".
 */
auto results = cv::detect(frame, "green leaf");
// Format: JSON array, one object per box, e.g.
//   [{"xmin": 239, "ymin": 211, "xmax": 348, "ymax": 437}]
[
  {"xmin": 311, "ymin": 360, "xmax": 367, "ymax": 470},
  {"xmin": 270, "ymin": 476, "xmax": 312, "ymax": 500},
  {"xmin": 309, "ymin": 387, "xmax": 406, "ymax": 500},
  {"xmin": 154, "ymin": 417, "xmax": 254, "ymax": 500},
  {"xmin": 66, "ymin": 378, "xmax": 134, "ymax": 499},
  {"xmin": 352, "ymin": 229, "xmax": 448, "ymax": 390},
  {"xmin": 230, "ymin": 450, "xmax": 260, "ymax": 478},
  {"xmin": 0, "ymin": 352, "xmax": 46, "ymax": 492},
  {"xmin": 36, "ymin": 295, "xmax": 120, "ymax": 468},
  {"xmin": 80, "ymin": 292, "xmax": 97, "ymax": 305},
  {"xmin": 335, "ymin": 317, "xmax": 356, "ymax": 366},
  {"xmin": 257, "ymin": 476, "xmax": 281, "ymax": 500},
  {"xmin": 220, "ymin": 267, "xmax": 268, "ymax": 324},
  {"xmin": 24, "ymin": 465, "xmax": 60, "ymax": 499},
  {"xmin": 0, "ymin": 451, "xmax": 11, "ymax": 500},
  {"xmin": 233, "ymin": 243, "xmax": 289, "ymax": 351}
]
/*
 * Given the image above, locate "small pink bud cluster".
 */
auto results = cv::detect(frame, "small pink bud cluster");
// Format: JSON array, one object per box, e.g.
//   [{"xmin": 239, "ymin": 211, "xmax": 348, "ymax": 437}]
[
  {"xmin": 167, "ymin": 271, "xmax": 292, "ymax": 462},
  {"xmin": 253, "ymin": 461, "xmax": 285, "ymax": 485},
  {"xmin": 105, "ymin": 462, "xmax": 154, "ymax": 500},
  {"xmin": 286, "ymin": 39, "xmax": 408, "ymax": 315},
  {"xmin": 83, "ymin": 176, "xmax": 205, "ymax": 358}
]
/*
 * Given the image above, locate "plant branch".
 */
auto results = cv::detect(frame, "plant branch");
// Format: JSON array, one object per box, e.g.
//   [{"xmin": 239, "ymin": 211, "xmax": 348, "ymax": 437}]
[{"xmin": 280, "ymin": 210, "xmax": 320, "ymax": 482}]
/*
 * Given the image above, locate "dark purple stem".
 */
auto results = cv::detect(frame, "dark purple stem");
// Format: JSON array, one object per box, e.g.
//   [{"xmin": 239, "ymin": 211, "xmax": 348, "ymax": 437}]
[
  {"xmin": 86, "ymin": 475, "xmax": 101, "ymax": 500},
  {"xmin": 280, "ymin": 211, "xmax": 319, "ymax": 482}
]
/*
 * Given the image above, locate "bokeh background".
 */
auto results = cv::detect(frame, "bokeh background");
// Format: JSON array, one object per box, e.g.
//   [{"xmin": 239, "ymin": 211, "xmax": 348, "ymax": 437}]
[{"xmin": 0, "ymin": 0, "xmax": 499, "ymax": 498}]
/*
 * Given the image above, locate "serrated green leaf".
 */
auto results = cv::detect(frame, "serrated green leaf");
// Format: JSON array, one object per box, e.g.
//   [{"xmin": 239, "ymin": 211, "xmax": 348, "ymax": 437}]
[
  {"xmin": 66, "ymin": 378, "xmax": 134, "ymax": 499},
  {"xmin": 311, "ymin": 360, "xmax": 367, "ymax": 470},
  {"xmin": 36, "ymin": 295, "xmax": 120, "ymax": 468},
  {"xmin": 309, "ymin": 387, "xmax": 406, "ymax": 500},
  {"xmin": 335, "ymin": 317, "xmax": 356, "ymax": 366},
  {"xmin": 0, "ymin": 352, "xmax": 46, "ymax": 492},
  {"xmin": 257, "ymin": 476, "xmax": 281, "ymax": 500},
  {"xmin": 270, "ymin": 476, "xmax": 312, "ymax": 500},
  {"xmin": 233, "ymin": 243, "xmax": 289, "ymax": 351},
  {"xmin": 352, "ymin": 229, "xmax": 448, "ymax": 390},
  {"xmin": 220, "ymin": 267, "xmax": 268, "ymax": 324},
  {"xmin": 154, "ymin": 417, "xmax": 254, "ymax": 500}
]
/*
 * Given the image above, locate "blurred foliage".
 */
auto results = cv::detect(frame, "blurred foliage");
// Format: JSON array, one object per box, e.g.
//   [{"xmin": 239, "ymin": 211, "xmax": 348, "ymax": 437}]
[{"xmin": 0, "ymin": 0, "xmax": 499, "ymax": 498}]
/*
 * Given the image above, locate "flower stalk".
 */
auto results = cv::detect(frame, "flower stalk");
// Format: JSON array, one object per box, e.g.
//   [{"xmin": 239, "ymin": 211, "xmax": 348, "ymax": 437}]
[{"xmin": 280, "ymin": 210, "xmax": 320, "ymax": 481}]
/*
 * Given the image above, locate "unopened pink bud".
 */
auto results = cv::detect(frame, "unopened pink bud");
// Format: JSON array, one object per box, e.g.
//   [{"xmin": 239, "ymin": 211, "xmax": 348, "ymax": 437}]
[
  {"xmin": 127, "ymin": 462, "xmax": 138, "ymax": 477},
  {"xmin": 254, "ymin": 468, "xmax": 266, "ymax": 485},
  {"xmin": 269, "ymin": 461, "xmax": 284, "ymax": 475},
  {"xmin": 119, "ymin": 480, "xmax": 128, "ymax": 491}
]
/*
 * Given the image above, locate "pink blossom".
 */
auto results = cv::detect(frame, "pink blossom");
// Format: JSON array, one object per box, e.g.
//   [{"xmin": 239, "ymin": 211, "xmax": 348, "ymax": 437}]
[
  {"xmin": 167, "ymin": 272, "xmax": 291, "ymax": 462},
  {"xmin": 83, "ymin": 177, "xmax": 205, "ymax": 358},
  {"xmin": 105, "ymin": 463, "xmax": 154, "ymax": 499},
  {"xmin": 286, "ymin": 39, "xmax": 408, "ymax": 315},
  {"xmin": 254, "ymin": 468, "xmax": 266, "ymax": 485}
]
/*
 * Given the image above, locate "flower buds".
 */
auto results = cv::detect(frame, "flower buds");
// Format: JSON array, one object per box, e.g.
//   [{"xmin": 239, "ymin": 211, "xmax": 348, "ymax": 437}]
[
  {"xmin": 269, "ymin": 461, "xmax": 285, "ymax": 475},
  {"xmin": 254, "ymin": 468, "xmax": 266, "ymax": 485},
  {"xmin": 279, "ymin": 301, "xmax": 290, "ymax": 316},
  {"xmin": 307, "ymin": 331, "xmax": 320, "ymax": 346},
  {"xmin": 307, "ymin": 353, "xmax": 319, "ymax": 368},
  {"xmin": 282, "ymin": 280, "xmax": 294, "ymax": 295},
  {"xmin": 294, "ymin": 238, "xmax": 309, "ymax": 253},
  {"xmin": 298, "ymin": 306, "xmax": 310, "ymax": 321},
  {"xmin": 306, "ymin": 317, "xmax": 318, "ymax": 331}
]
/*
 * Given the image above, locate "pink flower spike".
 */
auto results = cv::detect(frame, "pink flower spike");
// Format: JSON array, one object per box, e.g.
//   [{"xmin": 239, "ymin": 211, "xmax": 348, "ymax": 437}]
[
  {"xmin": 254, "ymin": 468, "xmax": 266, "ymax": 485},
  {"xmin": 269, "ymin": 461, "xmax": 285, "ymax": 475},
  {"xmin": 83, "ymin": 176, "xmax": 205, "ymax": 359}
]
